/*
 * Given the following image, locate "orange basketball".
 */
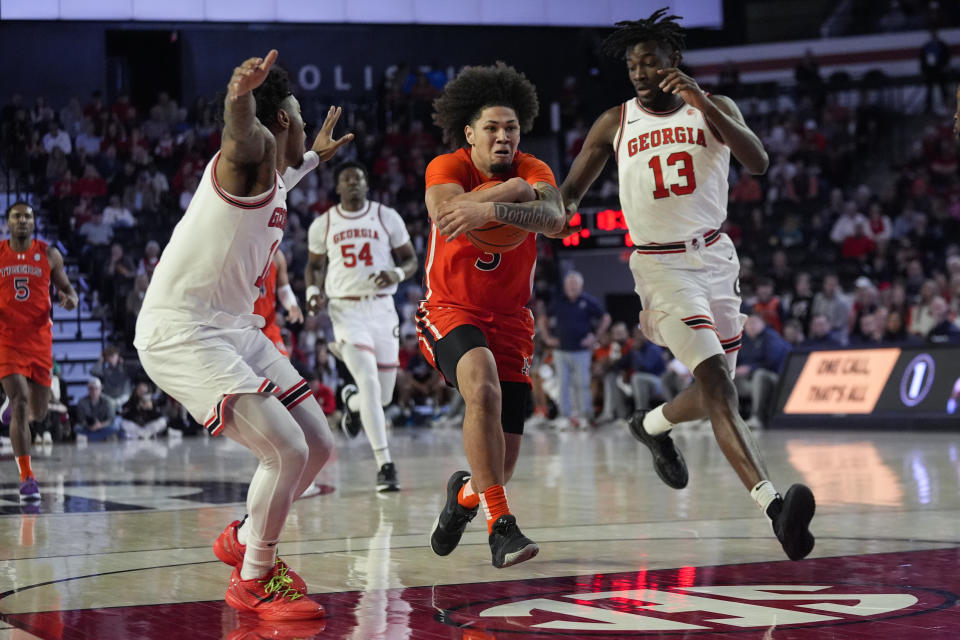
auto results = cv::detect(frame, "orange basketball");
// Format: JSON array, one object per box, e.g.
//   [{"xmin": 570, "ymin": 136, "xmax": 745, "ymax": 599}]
[{"xmin": 466, "ymin": 180, "xmax": 529, "ymax": 253}]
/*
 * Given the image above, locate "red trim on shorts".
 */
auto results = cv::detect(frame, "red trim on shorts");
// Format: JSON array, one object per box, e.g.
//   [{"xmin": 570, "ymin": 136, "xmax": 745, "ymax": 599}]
[
  {"xmin": 377, "ymin": 362, "xmax": 399, "ymax": 369},
  {"xmin": 352, "ymin": 343, "xmax": 376, "ymax": 354}
]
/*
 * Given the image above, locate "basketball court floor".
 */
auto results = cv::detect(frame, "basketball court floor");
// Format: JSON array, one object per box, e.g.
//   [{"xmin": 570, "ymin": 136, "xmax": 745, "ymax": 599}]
[{"xmin": 1, "ymin": 422, "xmax": 958, "ymax": 639}]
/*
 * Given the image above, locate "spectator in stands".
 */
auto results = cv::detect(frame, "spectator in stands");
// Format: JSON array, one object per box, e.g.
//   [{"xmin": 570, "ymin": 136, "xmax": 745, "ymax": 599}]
[
  {"xmin": 927, "ymin": 297, "xmax": 960, "ymax": 344},
  {"xmin": 782, "ymin": 319, "xmax": 805, "ymax": 346},
  {"xmin": 794, "ymin": 49, "xmax": 823, "ymax": 106},
  {"xmin": 541, "ymin": 271, "xmax": 610, "ymax": 429},
  {"xmin": 769, "ymin": 250, "xmax": 793, "ymax": 293},
  {"xmin": 137, "ymin": 240, "xmax": 161, "ymax": 278},
  {"xmin": 74, "ymin": 377, "xmax": 123, "ymax": 442},
  {"xmin": 920, "ymin": 28, "xmax": 951, "ymax": 113},
  {"xmin": 75, "ymin": 119, "xmax": 101, "ymax": 155},
  {"xmin": 783, "ymin": 272, "xmax": 815, "ymax": 333},
  {"xmin": 91, "ymin": 346, "xmax": 132, "ymax": 406},
  {"xmin": 841, "ymin": 222, "xmax": 876, "ymax": 260},
  {"xmin": 883, "ymin": 308, "xmax": 909, "ymax": 343},
  {"xmin": 596, "ymin": 322, "xmax": 633, "ymax": 422},
  {"xmin": 830, "ymin": 201, "xmax": 868, "ymax": 246},
  {"xmin": 620, "ymin": 324, "xmax": 666, "ymax": 417},
  {"xmin": 909, "ymin": 280, "xmax": 939, "ymax": 337},
  {"xmin": 751, "ymin": 278, "xmax": 783, "ymax": 334},
  {"xmin": 804, "ymin": 313, "xmax": 842, "ymax": 348},
  {"xmin": 851, "ymin": 313, "xmax": 885, "ymax": 346},
  {"xmin": 41, "ymin": 120, "xmax": 71, "ymax": 155},
  {"xmin": 813, "ymin": 274, "xmax": 851, "ymax": 343},
  {"xmin": 102, "ymin": 194, "xmax": 135, "ymax": 229},
  {"xmin": 120, "ymin": 381, "xmax": 167, "ymax": 439},
  {"xmin": 736, "ymin": 315, "xmax": 791, "ymax": 429}
]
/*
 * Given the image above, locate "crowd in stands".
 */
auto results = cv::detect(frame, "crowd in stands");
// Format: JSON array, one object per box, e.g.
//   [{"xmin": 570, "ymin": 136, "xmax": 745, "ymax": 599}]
[{"xmin": 1, "ymin": 51, "xmax": 959, "ymax": 442}]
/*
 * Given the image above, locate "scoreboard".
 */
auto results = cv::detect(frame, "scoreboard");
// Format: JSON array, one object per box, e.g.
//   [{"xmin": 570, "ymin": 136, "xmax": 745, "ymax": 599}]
[{"xmin": 560, "ymin": 208, "xmax": 634, "ymax": 250}]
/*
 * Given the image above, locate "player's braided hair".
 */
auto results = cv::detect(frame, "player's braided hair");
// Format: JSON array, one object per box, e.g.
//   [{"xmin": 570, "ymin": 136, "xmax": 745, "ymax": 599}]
[
  {"xmin": 252, "ymin": 66, "xmax": 294, "ymax": 131},
  {"xmin": 432, "ymin": 62, "xmax": 539, "ymax": 149},
  {"xmin": 600, "ymin": 7, "xmax": 686, "ymax": 58}
]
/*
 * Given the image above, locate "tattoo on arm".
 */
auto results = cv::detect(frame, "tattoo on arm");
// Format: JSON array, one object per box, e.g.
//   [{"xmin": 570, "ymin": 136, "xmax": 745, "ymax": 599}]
[{"xmin": 492, "ymin": 183, "xmax": 565, "ymax": 234}]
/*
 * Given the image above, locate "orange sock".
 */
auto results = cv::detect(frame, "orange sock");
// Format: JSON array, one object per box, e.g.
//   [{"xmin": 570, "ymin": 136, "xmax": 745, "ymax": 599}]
[
  {"xmin": 16, "ymin": 455, "xmax": 33, "ymax": 482},
  {"xmin": 457, "ymin": 480, "xmax": 480, "ymax": 509},
  {"xmin": 479, "ymin": 484, "xmax": 510, "ymax": 533}
]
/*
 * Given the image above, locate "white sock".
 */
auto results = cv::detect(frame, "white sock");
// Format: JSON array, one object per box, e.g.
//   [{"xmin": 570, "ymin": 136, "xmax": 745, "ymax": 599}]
[
  {"xmin": 240, "ymin": 540, "xmax": 276, "ymax": 581},
  {"xmin": 373, "ymin": 446, "xmax": 392, "ymax": 468},
  {"xmin": 236, "ymin": 517, "xmax": 249, "ymax": 546},
  {"xmin": 643, "ymin": 404, "xmax": 674, "ymax": 435},
  {"xmin": 750, "ymin": 480, "xmax": 780, "ymax": 521}
]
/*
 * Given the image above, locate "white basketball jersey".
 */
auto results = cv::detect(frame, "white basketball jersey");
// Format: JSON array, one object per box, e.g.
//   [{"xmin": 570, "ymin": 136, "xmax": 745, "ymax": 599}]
[
  {"xmin": 307, "ymin": 201, "xmax": 410, "ymax": 298},
  {"xmin": 135, "ymin": 152, "xmax": 287, "ymax": 348},
  {"xmin": 615, "ymin": 98, "xmax": 731, "ymax": 244}
]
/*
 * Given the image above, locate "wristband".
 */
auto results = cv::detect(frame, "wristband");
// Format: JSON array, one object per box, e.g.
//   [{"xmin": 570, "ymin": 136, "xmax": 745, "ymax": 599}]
[
  {"xmin": 277, "ymin": 283, "xmax": 297, "ymax": 310},
  {"xmin": 392, "ymin": 267, "xmax": 405, "ymax": 282},
  {"xmin": 306, "ymin": 285, "xmax": 321, "ymax": 301}
]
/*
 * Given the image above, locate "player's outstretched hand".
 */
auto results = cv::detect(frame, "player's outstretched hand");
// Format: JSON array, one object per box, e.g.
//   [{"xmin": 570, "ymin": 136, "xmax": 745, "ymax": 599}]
[
  {"xmin": 436, "ymin": 200, "xmax": 492, "ymax": 240},
  {"xmin": 544, "ymin": 215, "xmax": 582, "ymax": 239},
  {"xmin": 228, "ymin": 50, "xmax": 278, "ymax": 102},
  {"xmin": 656, "ymin": 67, "xmax": 708, "ymax": 110},
  {"xmin": 58, "ymin": 289, "xmax": 78, "ymax": 311},
  {"xmin": 287, "ymin": 304, "xmax": 304, "ymax": 324},
  {"xmin": 311, "ymin": 106, "xmax": 355, "ymax": 162}
]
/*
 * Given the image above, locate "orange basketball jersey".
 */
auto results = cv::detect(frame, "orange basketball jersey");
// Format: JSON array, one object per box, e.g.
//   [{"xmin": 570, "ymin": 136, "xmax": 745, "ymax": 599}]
[
  {"xmin": 0, "ymin": 239, "xmax": 52, "ymax": 349},
  {"xmin": 253, "ymin": 260, "xmax": 278, "ymax": 328},
  {"xmin": 423, "ymin": 148, "xmax": 556, "ymax": 314}
]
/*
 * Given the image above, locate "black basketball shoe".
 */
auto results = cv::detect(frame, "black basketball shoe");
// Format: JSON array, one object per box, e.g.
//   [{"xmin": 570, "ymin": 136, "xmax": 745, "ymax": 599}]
[
  {"xmin": 377, "ymin": 462, "xmax": 400, "ymax": 493},
  {"xmin": 768, "ymin": 483, "xmax": 816, "ymax": 561},
  {"xmin": 430, "ymin": 470, "xmax": 478, "ymax": 556},
  {"xmin": 489, "ymin": 514, "xmax": 539, "ymax": 568},
  {"xmin": 340, "ymin": 384, "xmax": 361, "ymax": 438},
  {"xmin": 628, "ymin": 409, "xmax": 689, "ymax": 489}
]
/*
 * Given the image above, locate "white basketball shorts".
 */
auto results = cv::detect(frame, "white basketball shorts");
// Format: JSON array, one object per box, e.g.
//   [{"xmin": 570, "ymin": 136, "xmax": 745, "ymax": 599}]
[
  {"xmin": 327, "ymin": 295, "xmax": 400, "ymax": 369},
  {"xmin": 138, "ymin": 326, "xmax": 310, "ymax": 436},
  {"xmin": 629, "ymin": 232, "xmax": 745, "ymax": 374}
]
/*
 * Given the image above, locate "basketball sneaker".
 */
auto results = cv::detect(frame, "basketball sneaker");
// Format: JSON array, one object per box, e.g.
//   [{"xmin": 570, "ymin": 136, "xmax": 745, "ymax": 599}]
[
  {"xmin": 430, "ymin": 470, "xmax": 478, "ymax": 556},
  {"xmin": 769, "ymin": 483, "xmax": 816, "ymax": 561},
  {"xmin": 628, "ymin": 410, "xmax": 688, "ymax": 489},
  {"xmin": 376, "ymin": 462, "xmax": 400, "ymax": 492},
  {"xmin": 19, "ymin": 476, "xmax": 40, "ymax": 503},
  {"xmin": 224, "ymin": 564, "xmax": 325, "ymax": 621},
  {"xmin": 214, "ymin": 517, "xmax": 307, "ymax": 594},
  {"xmin": 339, "ymin": 384, "xmax": 361, "ymax": 438},
  {"xmin": 226, "ymin": 618, "xmax": 327, "ymax": 639},
  {"xmin": 488, "ymin": 514, "xmax": 539, "ymax": 568}
]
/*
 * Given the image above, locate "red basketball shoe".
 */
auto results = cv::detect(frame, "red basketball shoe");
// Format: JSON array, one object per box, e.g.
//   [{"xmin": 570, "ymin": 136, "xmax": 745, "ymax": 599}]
[
  {"xmin": 225, "ymin": 564, "xmax": 325, "ymax": 621},
  {"xmin": 214, "ymin": 518, "xmax": 307, "ymax": 594}
]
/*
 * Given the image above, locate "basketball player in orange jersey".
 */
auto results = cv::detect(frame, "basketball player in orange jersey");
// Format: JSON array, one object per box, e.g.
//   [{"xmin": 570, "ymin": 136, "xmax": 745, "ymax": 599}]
[
  {"xmin": 561, "ymin": 9, "xmax": 815, "ymax": 561},
  {"xmin": 254, "ymin": 250, "xmax": 303, "ymax": 358},
  {"xmin": 135, "ymin": 50, "xmax": 352, "ymax": 620},
  {"xmin": 1, "ymin": 202, "xmax": 77, "ymax": 503},
  {"xmin": 420, "ymin": 63, "xmax": 575, "ymax": 568}
]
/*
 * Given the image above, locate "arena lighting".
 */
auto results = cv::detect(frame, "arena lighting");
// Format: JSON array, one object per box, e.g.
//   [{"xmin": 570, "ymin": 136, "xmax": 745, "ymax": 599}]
[{"xmin": 0, "ymin": 0, "xmax": 723, "ymax": 27}]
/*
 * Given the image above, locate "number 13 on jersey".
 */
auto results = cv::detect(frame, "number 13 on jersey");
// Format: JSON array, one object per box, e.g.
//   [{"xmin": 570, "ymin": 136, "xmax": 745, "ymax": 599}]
[{"xmin": 649, "ymin": 151, "xmax": 696, "ymax": 199}]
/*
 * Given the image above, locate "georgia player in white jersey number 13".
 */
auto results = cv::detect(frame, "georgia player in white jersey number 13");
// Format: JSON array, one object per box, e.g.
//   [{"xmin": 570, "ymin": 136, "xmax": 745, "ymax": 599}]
[
  {"xmin": 560, "ymin": 10, "xmax": 816, "ymax": 563},
  {"xmin": 305, "ymin": 161, "xmax": 417, "ymax": 492}
]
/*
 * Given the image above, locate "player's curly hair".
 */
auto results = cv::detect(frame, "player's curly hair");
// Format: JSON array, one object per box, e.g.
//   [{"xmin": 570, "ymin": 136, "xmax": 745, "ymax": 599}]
[
  {"xmin": 252, "ymin": 66, "xmax": 294, "ymax": 131},
  {"xmin": 432, "ymin": 62, "xmax": 539, "ymax": 149},
  {"xmin": 601, "ymin": 7, "xmax": 686, "ymax": 58}
]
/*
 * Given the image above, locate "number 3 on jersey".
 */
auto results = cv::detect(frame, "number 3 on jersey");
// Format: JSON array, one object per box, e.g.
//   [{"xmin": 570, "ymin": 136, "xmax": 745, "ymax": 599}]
[
  {"xmin": 649, "ymin": 151, "xmax": 696, "ymax": 199},
  {"xmin": 342, "ymin": 243, "xmax": 372, "ymax": 268}
]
